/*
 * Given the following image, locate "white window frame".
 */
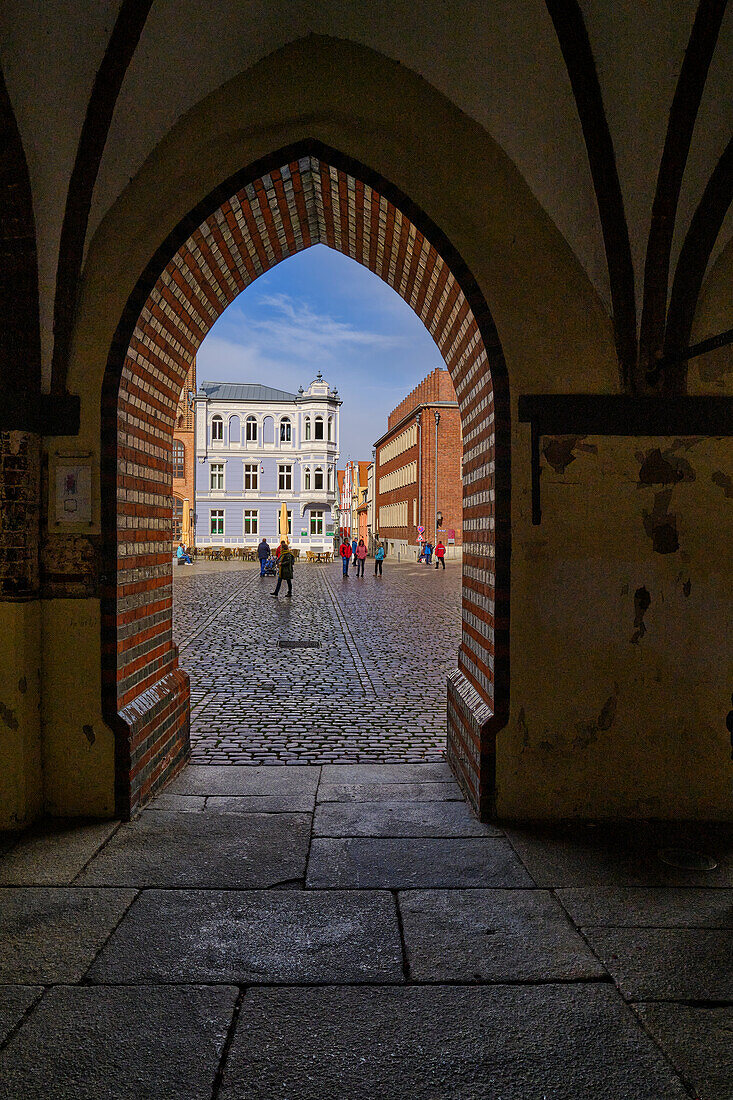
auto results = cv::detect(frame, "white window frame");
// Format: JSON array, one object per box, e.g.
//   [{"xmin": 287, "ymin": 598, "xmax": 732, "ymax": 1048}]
[
  {"xmin": 314, "ymin": 466, "xmax": 324, "ymax": 490},
  {"xmin": 210, "ymin": 462, "xmax": 224, "ymax": 491},
  {"xmin": 327, "ymin": 417, "xmax": 333, "ymax": 441},
  {"xmin": 304, "ymin": 467, "xmax": 311, "ymax": 491},
  {"xmin": 278, "ymin": 464, "xmax": 292, "ymax": 491},
  {"xmin": 304, "ymin": 417, "xmax": 311, "ymax": 441},
  {"xmin": 210, "ymin": 509, "xmax": 224, "ymax": 535},
  {"xmin": 310, "ymin": 509, "xmax": 324, "ymax": 535},
  {"xmin": 314, "ymin": 416, "xmax": 324, "ymax": 440},
  {"xmin": 211, "ymin": 416, "xmax": 223, "ymax": 442},
  {"xmin": 243, "ymin": 509, "xmax": 258, "ymax": 535},
  {"xmin": 245, "ymin": 416, "xmax": 257, "ymax": 442},
  {"xmin": 244, "ymin": 463, "xmax": 259, "ymax": 491},
  {"xmin": 280, "ymin": 417, "xmax": 292, "ymax": 443}
]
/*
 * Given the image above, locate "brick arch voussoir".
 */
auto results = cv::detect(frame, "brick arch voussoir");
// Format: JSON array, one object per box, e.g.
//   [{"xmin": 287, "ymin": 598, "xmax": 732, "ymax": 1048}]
[{"xmin": 101, "ymin": 142, "xmax": 509, "ymax": 821}]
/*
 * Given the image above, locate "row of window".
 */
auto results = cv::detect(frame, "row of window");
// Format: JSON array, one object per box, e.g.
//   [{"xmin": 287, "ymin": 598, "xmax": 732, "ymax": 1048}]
[
  {"xmin": 379, "ymin": 500, "xmax": 409, "ymax": 529},
  {"xmin": 210, "ymin": 414, "xmax": 334, "ymax": 444},
  {"xmin": 379, "ymin": 460, "xmax": 417, "ymax": 495},
  {"xmin": 379, "ymin": 422, "xmax": 417, "ymax": 465},
  {"xmin": 207, "ymin": 509, "xmax": 326, "ymax": 536},
  {"xmin": 208, "ymin": 463, "xmax": 334, "ymax": 492}
]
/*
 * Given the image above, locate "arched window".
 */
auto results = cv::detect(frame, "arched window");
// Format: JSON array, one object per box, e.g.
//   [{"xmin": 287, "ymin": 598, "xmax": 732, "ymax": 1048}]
[
  {"xmin": 280, "ymin": 417, "xmax": 292, "ymax": 443},
  {"xmin": 173, "ymin": 497, "xmax": 183, "ymax": 539},
  {"xmin": 327, "ymin": 417, "xmax": 333, "ymax": 441},
  {"xmin": 246, "ymin": 416, "xmax": 257, "ymax": 442},
  {"xmin": 211, "ymin": 416, "xmax": 223, "ymax": 442},
  {"xmin": 327, "ymin": 466, "xmax": 333, "ymax": 490},
  {"xmin": 229, "ymin": 415, "xmax": 240, "ymax": 443},
  {"xmin": 263, "ymin": 416, "xmax": 274, "ymax": 444},
  {"xmin": 314, "ymin": 416, "xmax": 324, "ymax": 440},
  {"xmin": 304, "ymin": 467, "xmax": 311, "ymax": 491},
  {"xmin": 172, "ymin": 440, "xmax": 184, "ymax": 478},
  {"xmin": 314, "ymin": 466, "xmax": 324, "ymax": 490},
  {"xmin": 305, "ymin": 417, "xmax": 311, "ymax": 441}
]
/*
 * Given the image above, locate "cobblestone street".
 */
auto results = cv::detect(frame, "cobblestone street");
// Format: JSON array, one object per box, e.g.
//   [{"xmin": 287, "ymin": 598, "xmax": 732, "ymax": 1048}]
[{"xmin": 173, "ymin": 560, "xmax": 463, "ymax": 764}]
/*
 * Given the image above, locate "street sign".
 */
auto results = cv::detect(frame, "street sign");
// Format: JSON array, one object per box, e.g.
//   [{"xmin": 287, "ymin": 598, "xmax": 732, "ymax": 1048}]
[{"xmin": 417, "ymin": 525, "xmax": 425, "ymax": 534}]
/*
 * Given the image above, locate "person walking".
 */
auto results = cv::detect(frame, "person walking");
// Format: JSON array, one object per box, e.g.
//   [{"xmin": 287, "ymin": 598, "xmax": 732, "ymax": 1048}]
[
  {"xmin": 424, "ymin": 540, "xmax": 433, "ymax": 565},
  {"xmin": 356, "ymin": 538, "xmax": 367, "ymax": 577},
  {"xmin": 271, "ymin": 541, "xmax": 294, "ymax": 597},
  {"xmin": 339, "ymin": 537, "xmax": 352, "ymax": 576},
  {"xmin": 257, "ymin": 537, "xmax": 271, "ymax": 577},
  {"xmin": 435, "ymin": 540, "xmax": 446, "ymax": 569},
  {"xmin": 351, "ymin": 537, "xmax": 358, "ymax": 565},
  {"xmin": 374, "ymin": 543, "xmax": 385, "ymax": 576}
]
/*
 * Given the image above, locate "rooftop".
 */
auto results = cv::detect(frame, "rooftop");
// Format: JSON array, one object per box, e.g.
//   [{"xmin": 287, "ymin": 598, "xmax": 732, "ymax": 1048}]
[{"xmin": 198, "ymin": 381, "xmax": 299, "ymax": 402}]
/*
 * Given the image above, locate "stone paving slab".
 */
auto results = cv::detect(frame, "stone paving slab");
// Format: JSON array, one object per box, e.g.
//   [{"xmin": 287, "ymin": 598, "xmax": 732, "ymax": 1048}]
[
  {"xmin": 317, "ymin": 780, "xmax": 462, "ymax": 803},
  {"xmin": 313, "ymin": 800, "xmax": 501, "ymax": 838},
  {"xmin": 320, "ymin": 763, "xmax": 453, "ymax": 784},
  {"xmin": 167, "ymin": 765, "xmax": 320, "ymax": 809},
  {"xmin": 77, "ymin": 811, "xmax": 311, "ymax": 888},
  {"xmin": 0, "ymin": 821, "xmax": 119, "ymax": 886},
  {"xmin": 505, "ymin": 824, "xmax": 733, "ymax": 887},
  {"xmin": 0, "ymin": 987, "xmax": 41, "ymax": 1046},
  {"xmin": 558, "ymin": 886, "xmax": 733, "ymax": 926},
  {"xmin": 0, "ymin": 985, "xmax": 237, "ymax": 1100},
  {"xmin": 0, "ymin": 887, "xmax": 137, "ymax": 983},
  {"xmin": 634, "ymin": 1004, "xmax": 733, "ymax": 1100},
  {"xmin": 398, "ymin": 889, "xmax": 607, "ymax": 982},
  {"xmin": 582, "ymin": 927, "xmax": 733, "ymax": 1001},
  {"xmin": 219, "ymin": 984, "xmax": 689, "ymax": 1099},
  {"xmin": 306, "ymin": 838, "xmax": 533, "ymax": 889},
  {"xmin": 88, "ymin": 889, "xmax": 403, "ymax": 985},
  {"xmin": 146, "ymin": 793, "xmax": 207, "ymax": 812}
]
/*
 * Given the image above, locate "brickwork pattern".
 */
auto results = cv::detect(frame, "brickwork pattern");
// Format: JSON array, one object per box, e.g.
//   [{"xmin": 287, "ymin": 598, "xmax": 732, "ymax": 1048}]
[
  {"xmin": 0, "ymin": 431, "xmax": 40, "ymax": 598},
  {"xmin": 104, "ymin": 150, "xmax": 503, "ymax": 816}
]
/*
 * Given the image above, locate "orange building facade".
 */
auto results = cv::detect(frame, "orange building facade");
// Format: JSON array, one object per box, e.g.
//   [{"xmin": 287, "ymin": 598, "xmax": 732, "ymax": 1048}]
[
  {"xmin": 172, "ymin": 357, "xmax": 197, "ymax": 545},
  {"xmin": 374, "ymin": 368, "xmax": 462, "ymax": 561}
]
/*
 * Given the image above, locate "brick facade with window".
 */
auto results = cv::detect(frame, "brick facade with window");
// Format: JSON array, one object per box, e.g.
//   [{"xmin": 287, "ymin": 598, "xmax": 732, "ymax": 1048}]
[
  {"xmin": 374, "ymin": 368, "xmax": 463, "ymax": 560},
  {"xmin": 172, "ymin": 357, "xmax": 196, "ymax": 541}
]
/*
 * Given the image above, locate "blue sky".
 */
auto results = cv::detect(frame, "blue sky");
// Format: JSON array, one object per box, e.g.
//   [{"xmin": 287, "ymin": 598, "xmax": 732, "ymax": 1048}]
[{"xmin": 196, "ymin": 245, "xmax": 445, "ymax": 461}]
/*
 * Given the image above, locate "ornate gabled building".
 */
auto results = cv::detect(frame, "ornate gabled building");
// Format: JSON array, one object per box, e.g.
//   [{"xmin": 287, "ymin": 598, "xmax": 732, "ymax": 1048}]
[{"xmin": 194, "ymin": 373, "xmax": 341, "ymax": 551}]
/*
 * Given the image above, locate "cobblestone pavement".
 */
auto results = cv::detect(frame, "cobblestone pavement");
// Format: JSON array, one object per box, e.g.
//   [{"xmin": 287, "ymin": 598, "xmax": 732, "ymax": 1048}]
[{"xmin": 173, "ymin": 560, "xmax": 463, "ymax": 764}]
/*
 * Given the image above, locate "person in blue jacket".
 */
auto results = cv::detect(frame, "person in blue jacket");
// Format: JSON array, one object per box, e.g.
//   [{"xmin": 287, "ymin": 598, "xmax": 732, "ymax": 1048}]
[
  {"xmin": 257, "ymin": 537, "xmax": 271, "ymax": 577},
  {"xmin": 176, "ymin": 542, "xmax": 192, "ymax": 565},
  {"xmin": 374, "ymin": 543, "xmax": 385, "ymax": 576},
  {"xmin": 424, "ymin": 541, "xmax": 433, "ymax": 565},
  {"xmin": 351, "ymin": 537, "xmax": 358, "ymax": 565}
]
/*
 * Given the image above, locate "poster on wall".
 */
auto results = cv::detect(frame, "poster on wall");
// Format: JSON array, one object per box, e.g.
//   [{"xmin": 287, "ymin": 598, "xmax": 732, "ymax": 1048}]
[{"xmin": 55, "ymin": 465, "xmax": 92, "ymax": 525}]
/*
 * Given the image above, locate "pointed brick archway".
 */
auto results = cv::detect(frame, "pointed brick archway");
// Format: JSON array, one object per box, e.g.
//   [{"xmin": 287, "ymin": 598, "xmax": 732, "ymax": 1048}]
[{"xmin": 101, "ymin": 141, "xmax": 510, "ymax": 821}]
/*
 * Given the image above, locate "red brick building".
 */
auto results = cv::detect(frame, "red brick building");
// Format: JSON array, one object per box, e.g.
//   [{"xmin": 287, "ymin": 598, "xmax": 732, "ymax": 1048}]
[
  {"xmin": 172, "ymin": 357, "xmax": 196, "ymax": 544},
  {"xmin": 374, "ymin": 368, "xmax": 462, "ymax": 560}
]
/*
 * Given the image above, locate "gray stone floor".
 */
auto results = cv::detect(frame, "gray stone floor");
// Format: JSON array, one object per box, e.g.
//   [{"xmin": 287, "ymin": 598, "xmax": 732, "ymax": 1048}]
[
  {"xmin": 1, "ymin": 763, "xmax": 731, "ymax": 1098},
  {"xmin": 173, "ymin": 560, "xmax": 462, "ymax": 764}
]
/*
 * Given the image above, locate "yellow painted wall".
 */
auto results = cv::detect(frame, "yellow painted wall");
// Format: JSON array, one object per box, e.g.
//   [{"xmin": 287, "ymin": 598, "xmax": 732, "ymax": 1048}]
[
  {"xmin": 5, "ymin": 35, "xmax": 726, "ymax": 825},
  {"xmin": 0, "ymin": 602, "xmax": 43, "ymax": 829},
  {"xmin": 40, "ymin": 598, "xmax": 115, "ymax": 819}
]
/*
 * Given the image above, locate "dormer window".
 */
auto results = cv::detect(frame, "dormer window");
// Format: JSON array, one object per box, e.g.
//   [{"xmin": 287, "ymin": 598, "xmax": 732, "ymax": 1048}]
[
  {"xmin": 314, "ymin": 417, "xmax": 324, "ymax": 440},
  {"xmin": 305, "ymin": 417, "xmax": 311, "ymax": 441},
  {"xmin": 280, "ymin": 417, "xmax": 292, "ymax": 443},
  {"xmin": 211, "ymin": 416, "xmax": 223, "ymax": 442},
  {"xmin": 245, "ymin": 416, "xmax": 257, "ymax": 442}
]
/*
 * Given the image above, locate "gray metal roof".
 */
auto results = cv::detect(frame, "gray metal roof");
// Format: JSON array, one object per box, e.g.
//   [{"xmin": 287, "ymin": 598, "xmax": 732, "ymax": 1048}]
[{"xmin": 198, "ymin": 382, "xmax": 299, "ymax": 402}]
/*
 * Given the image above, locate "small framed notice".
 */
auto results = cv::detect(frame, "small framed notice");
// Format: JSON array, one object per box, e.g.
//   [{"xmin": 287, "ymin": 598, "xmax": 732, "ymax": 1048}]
[{"xmin": 54, "ymin": 461, "xmax": 93, "ymax": 526}]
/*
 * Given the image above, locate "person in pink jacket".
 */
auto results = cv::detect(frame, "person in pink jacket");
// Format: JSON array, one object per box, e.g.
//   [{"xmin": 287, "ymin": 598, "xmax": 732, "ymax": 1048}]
[{"xmin": 355, "ymin": 538, "xmax": 368, "ymax": 577}]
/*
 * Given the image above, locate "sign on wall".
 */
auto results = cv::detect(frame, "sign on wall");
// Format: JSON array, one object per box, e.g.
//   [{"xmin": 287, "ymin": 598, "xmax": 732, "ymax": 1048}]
[{"xmin": 51, "ymin": 456, "xmax": 94, "ymax": 529}]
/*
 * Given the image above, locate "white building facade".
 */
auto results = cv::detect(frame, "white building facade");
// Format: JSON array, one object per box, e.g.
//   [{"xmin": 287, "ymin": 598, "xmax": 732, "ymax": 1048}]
[{"xmin": 194, "ymin": 374, "xmax": 341, "ymax": 552}]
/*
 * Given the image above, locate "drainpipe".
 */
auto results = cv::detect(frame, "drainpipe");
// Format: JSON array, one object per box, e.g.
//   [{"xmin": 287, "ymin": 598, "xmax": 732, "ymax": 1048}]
[{"xmin": 434, "ymin": 410, "xmax": 440, "ymax": 543}]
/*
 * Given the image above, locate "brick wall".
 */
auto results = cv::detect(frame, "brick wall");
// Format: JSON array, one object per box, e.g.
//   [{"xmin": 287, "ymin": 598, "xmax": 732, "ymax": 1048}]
[
  {"xmin": 103, "ymin": 149, "xmax": 505, "ymax": 819},
  {"xmin": 0, "ymin": 431, "xmax": 40, "ymax": 598}
]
